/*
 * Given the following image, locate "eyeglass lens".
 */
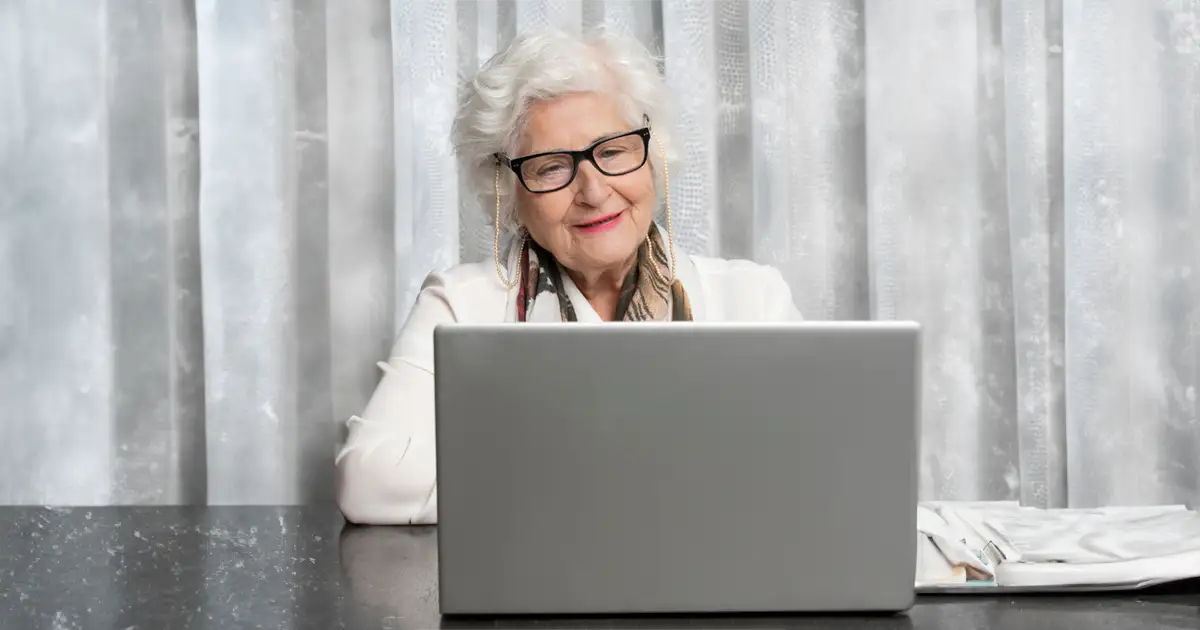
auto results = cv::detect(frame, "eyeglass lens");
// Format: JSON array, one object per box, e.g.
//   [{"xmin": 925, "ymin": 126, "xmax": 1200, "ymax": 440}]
[{"xmin": 519, "ymin": 133, "xmax": 646, "ymax": 192}]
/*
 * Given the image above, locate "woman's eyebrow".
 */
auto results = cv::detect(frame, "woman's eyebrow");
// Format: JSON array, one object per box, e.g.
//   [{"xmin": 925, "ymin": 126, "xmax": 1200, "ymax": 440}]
[
  {"xmin": 589, "ymin": 130, "xmax": 623, "ymax": 144},
  {"xmin": 538, "ymin": 130, "xmax": 628, "ymax": 154}
]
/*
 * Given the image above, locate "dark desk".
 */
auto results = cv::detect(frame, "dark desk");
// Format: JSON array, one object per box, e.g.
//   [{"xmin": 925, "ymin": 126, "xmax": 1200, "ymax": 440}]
[{"xmin": 1, "ymin": 507, "xmax": 1196, "ymax": 629}]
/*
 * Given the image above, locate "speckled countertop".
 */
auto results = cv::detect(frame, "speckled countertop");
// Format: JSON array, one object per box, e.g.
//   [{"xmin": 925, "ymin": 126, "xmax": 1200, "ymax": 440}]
[{"xmin": 2, "ymin": 507, "xmax": 1197, "ymax": 629}]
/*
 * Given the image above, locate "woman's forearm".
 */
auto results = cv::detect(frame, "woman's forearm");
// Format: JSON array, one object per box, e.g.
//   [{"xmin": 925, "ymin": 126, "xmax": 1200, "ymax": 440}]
[{"xmin": 336, "ymin": 360, "xmax": 438, "ymax": 525}]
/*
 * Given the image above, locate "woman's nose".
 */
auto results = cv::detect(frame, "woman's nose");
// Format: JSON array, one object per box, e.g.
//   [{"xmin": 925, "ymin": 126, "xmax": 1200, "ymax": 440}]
[{"xmin": 574, "ymin": 161, "xmax": 612, "ymax": 206}]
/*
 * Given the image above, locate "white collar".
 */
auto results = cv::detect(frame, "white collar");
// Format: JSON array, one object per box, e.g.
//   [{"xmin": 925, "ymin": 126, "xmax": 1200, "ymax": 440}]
[{"xmin": 560, "ymin": 276, "xmax": 603, "ymax": 322}]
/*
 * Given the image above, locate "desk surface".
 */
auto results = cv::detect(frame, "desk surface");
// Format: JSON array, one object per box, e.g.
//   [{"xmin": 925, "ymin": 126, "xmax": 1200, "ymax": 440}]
[{"xmin": 2, "ymin": 507, "xmax": 1197, "ymax": 629}]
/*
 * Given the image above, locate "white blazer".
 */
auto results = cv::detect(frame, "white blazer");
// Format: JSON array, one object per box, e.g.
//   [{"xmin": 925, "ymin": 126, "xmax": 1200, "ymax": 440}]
[{"xmin": 335, "ymin": 251, "xmax": 803, "ymax": 525}]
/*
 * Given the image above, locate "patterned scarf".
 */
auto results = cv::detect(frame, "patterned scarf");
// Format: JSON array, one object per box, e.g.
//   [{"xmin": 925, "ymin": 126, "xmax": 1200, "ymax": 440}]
[{"xmin": 516, "ymin": 223, "xmax": 692, "ymax": 322}]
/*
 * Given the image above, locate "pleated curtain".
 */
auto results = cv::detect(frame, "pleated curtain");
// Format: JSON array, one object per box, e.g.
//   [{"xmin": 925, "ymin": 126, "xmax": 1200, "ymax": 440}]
[{"xmin": 1, "ymin": 0, "xmax": 1198, "ymax": 508}]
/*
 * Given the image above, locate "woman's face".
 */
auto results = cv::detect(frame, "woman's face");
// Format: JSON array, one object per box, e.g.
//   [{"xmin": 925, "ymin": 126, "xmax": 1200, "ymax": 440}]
[{"xmin": 512, "ymin": 92, "xmax": 655, "ymax": 278}]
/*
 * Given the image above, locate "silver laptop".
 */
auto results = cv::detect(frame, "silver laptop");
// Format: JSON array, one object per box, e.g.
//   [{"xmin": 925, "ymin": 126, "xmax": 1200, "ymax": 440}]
[{"xmin": 434, "ymin": 322, "xmax": 921, "ymax": 615}]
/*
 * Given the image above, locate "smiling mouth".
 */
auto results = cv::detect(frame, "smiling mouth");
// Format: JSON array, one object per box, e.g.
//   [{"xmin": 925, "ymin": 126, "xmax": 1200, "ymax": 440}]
[{"xmin": 575, "ymin": 212, "xmax": 623, "ymax": 229}]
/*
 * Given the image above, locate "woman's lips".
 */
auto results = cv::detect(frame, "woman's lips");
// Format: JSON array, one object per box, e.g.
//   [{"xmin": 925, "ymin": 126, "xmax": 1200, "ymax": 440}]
[{"xmin": 573, "ymin": 210, "xmax": 624, "ymax": 234}]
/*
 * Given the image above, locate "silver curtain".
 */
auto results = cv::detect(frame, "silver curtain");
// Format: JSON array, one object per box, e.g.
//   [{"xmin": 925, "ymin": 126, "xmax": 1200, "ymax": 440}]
[{"xmin": 2, "ymin": 0, "xmax": 1198, "ymax": 508}]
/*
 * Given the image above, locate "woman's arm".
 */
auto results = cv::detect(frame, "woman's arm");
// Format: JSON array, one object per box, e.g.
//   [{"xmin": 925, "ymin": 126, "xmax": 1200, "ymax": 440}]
[{"xmin": 336, "ymin": 278, "xmax": 454, "ymax": 525}]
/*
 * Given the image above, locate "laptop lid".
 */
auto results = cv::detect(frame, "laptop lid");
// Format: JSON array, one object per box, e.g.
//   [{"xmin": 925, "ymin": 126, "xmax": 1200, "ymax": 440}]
[{"xmin": 435, "ymin": 322, "xmax": 921, "ymax": 615}]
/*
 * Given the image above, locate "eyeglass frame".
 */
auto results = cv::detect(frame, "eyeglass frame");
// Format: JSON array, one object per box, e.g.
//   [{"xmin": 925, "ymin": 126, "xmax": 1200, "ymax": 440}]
[{"xmin": 494, "ymin": 125, "xmax": 653, "ymax": 194}]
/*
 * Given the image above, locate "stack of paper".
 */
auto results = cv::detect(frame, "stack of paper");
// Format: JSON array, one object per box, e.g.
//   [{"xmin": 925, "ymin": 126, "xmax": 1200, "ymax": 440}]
[{"xmin": 916, "ymin": 501, "xmax": 1200, "ymax": 591}]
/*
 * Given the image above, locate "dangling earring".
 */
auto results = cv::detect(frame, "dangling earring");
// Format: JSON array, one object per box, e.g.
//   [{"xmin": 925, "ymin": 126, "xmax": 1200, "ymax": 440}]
[
  {"xmin": 493, "ymin": 164, "xmax": 521, "ymax": 289},
  {"xmin": 493, "ymin": 163, "xmax": 522, "ymax": 289},
  {"xmin": 648, "ymin": 134, "xmax": 677, "ymax": 283}
]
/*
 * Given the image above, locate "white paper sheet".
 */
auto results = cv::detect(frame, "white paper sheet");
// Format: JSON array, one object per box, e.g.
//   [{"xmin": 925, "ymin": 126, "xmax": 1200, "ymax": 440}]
[{"xmin": 915, "ymin": 501, "xmax": 1200, "ymax": 592}]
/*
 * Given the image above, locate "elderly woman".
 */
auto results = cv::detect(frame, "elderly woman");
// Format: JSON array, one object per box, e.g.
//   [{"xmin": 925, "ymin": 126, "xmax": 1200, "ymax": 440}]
[{"xmin": 336, "ymin": 26, "xmax": 802, "ymax": 525}]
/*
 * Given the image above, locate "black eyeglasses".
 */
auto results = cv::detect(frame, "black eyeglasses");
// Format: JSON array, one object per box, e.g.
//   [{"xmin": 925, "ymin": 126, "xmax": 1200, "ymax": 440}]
[{"xmin": 496, "ymin": 127, "xmax": 652, "ymax": 194}]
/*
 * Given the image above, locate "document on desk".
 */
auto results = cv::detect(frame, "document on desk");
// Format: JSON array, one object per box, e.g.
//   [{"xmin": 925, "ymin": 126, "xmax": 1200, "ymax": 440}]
[{"xmin": 915, "ymin": 501, "xmax": 1200, "ymax": 592}]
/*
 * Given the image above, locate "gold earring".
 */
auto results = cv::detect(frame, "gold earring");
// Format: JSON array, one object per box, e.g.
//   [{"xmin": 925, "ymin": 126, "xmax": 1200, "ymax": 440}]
[{"xmin": 493, "ymin": 163, "xmax": 521, "ymax": 289}]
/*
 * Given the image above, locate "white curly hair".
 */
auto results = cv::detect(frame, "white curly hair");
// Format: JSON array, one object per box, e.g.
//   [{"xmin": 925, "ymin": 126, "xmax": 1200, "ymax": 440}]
[{"xmin": 451, "ymin": 24, "xmax": 675, "ymax": 237}]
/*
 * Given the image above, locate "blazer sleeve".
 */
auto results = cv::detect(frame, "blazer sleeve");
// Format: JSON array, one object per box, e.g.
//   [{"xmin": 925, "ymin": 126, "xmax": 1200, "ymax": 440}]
[{"xmin": 335, "ymin": 274, "xmax": 455, "ymax": 525}]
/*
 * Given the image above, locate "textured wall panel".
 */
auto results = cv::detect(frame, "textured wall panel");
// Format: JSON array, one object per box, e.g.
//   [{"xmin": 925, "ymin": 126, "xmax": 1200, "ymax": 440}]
[
  {"xmin": 456, "ymin": 0, "xmax": 498, "ymax": 266},
  {"xmin": 1001, "ymin": 0, "xmax": 1067, "ymax": 508},
  {"xmin": 661, "ymin": 0, "xmax": 718, "ymax": 256},
  {"xmin": 328, "ymin": 0, "xmax": 396, "ymax": 432},
  {"xmin": 391, "ymin": 0, "xmax": 460, "ymax": 326},
  {"xmin": 163, "ymin": 0, "xmax": 208, "ymax": 508},
  {"xmin": 3, "ymin": 0, "xmax": 1199, "ymax": 508},
  {"xmin": 293, "ymin": 0, "xmax": 334, "ymax": 504},
  {"xmin": 197, "ymin": 0, "xmax": 315, "ymax": 504},
  {"xmin": 0, "ymin": 0, "xmax": 114, "ymax": 505},
  {"xmin": 866, "ymin": 0, "xmax": 1020, "ymax": 501},
  {"xmin": 1063, "ymin": 0, "xmax": 1200, "ymax": 507},
  {"xmin": 748, "ymin": 0, "xmax": 868, "ymax": 321},
  {"xmin": 583, "ymin": 0, "xmax": 660, "ymax": 51},
  {"xmin": 107, "ymin": 0, "xmax": 208, "ymax": 504},
  {"xmin": 513, "ymin": 0, "xmax": 583, "ymax": 34}
]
